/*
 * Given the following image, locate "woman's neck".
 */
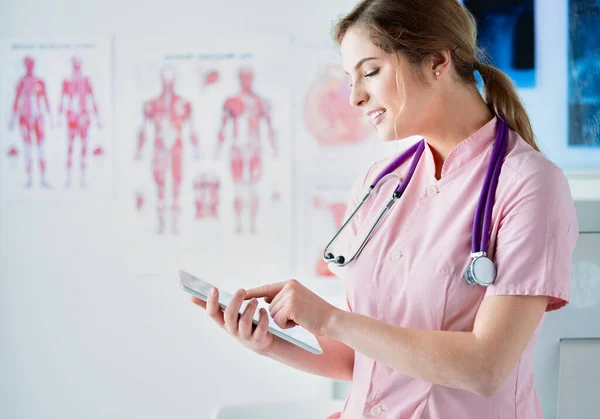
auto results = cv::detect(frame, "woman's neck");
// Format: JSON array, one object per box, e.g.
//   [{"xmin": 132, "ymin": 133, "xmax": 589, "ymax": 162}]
[{"xmin": 424, "ymin": 85, "xmax": 494, "ymax": 179}]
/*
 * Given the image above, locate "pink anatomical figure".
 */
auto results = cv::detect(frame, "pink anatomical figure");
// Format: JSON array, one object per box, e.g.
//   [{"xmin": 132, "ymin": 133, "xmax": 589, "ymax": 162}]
[
  {"xmin": 92, "ymin": 145, "xmax": 104, "ymax": 166},
  {"xmin": 92, "ymin": 146, "xmax": 103, "ymax": 156},
  {"xmin": 215, "ymin": 67, "xmax": 277, "ymax": 235},
  {"xmin": 313, "ymin": 195, "xmax": 348, "ymax": 277},
  {"xmin": 303, "ymin": 63, "xmax": 372, "ymax": 146},
  {"xmin": 136, "ymin": 67, "xmax": 200, "ymax": 235},
  {"xmin": 9, "ymin": 56, "xmax": 52, "ymax": 188},
  {"xmin": 58, "ymin": 56, "xmax": 102, "ymax": 188},
  {"xmin": 7, "ymin": 145, "xmax": 19, "ymax": 169},
  {"xmin": 203, "ymin": 70, "xmax": 219, "ymax": 87},
  {"xmin": 194, "ymin": 172, "xmax": 220, "ymax": 219},
  {"xmin": 135, "ymin": 189, "xmax": 145, "ymax": 213}
]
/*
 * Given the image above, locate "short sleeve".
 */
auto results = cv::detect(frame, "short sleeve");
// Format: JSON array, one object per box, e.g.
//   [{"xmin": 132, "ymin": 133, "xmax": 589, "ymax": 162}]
[
  {"xmin": 326, "ymin": 165, "xmax": 374, "ymax": 279},
  {"xmin": 485, "ymin": 166, "xmax": 579, "ymax": 312}
]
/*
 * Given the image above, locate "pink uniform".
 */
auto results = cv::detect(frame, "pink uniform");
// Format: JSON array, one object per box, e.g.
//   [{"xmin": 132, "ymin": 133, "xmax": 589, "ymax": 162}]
[{"xmin": 328, "ymin": 117, "xmax": 579, "ymax": 419}]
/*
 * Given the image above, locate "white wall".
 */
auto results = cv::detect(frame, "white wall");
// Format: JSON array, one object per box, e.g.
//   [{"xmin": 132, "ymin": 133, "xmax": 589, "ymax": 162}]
[
  {"xmin": 0, "ymin": 2, "xmax": 358, "ymax": 419},
  {"xmin": 1, "ymin": 1, "xmax": 598, "ymax": 419}
]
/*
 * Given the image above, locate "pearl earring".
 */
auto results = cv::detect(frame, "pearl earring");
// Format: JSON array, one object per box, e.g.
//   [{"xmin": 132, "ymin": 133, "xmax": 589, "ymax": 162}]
[{"xmin": 435, "ymin": 71, "xmax": 440, "ymax": 76}]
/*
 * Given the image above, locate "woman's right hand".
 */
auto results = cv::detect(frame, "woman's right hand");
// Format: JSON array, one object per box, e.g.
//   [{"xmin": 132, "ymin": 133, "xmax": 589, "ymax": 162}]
[{"xmin": 191, "ymin": 287, "xmax": 275, "ymax": 356}]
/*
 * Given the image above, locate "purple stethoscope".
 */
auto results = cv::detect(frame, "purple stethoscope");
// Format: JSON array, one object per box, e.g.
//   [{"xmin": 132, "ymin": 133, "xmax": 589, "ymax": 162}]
[{"xmin": 323, "ymin": 117, "xmax": 509, "ymax": 287}]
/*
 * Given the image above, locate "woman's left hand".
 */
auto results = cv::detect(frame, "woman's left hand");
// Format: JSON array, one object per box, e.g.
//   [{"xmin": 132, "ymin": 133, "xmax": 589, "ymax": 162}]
[{"xmin": 244, "ymin": 279, "xmax": 340, "ymax": 337}]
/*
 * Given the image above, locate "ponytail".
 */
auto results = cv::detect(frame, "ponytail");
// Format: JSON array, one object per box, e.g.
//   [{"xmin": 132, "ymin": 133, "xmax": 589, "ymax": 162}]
[
  {"xmin": 476, "ymin": 62, "xmax": 539, "ymax": 151},
  {"xmin": 331, "ymin": 0, "xmax": 539, "ymax": 151}
]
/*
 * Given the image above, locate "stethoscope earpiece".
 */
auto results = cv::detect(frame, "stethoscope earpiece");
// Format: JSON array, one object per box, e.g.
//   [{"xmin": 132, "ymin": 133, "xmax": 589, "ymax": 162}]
[{"xmin": 323, "ymin": 252, "xmax": 346, "ymax": 266}]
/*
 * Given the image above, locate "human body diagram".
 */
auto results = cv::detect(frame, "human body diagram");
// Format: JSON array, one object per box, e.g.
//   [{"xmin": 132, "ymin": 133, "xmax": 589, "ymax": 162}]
[
  {"xmin": 136, "ymin": 68, "xmax": 200, "ymax": 235},
  {"xmin": 57, "ymin": 56, "xmax": 103, "ymax": 187},
  {"xmin": 215, "ymin": 67, "xmax": 278, "ymax": 235},
  {"xmin": 9, "ymin": 56, "xmax": 52, "ymax": 188}
]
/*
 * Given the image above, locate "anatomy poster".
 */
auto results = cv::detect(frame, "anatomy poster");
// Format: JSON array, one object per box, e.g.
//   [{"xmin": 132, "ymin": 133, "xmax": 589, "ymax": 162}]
[
  {"xmin": 307, "ymin": 185, "xmax": 352, "ymax": 280},
  {"xmin": 290, "ymin": 42, "xmax": 397, "ymax": 286},
  {"xmin": 293, "ymin": 154, "xmax": 364, "ymax": 281},
  {"xmin": 568, "ymin": 0, "xmax": 600, "ymax": 148},
  {"xmin": 462, "ymin": 0, "xmax": 536, "ymax": 88},
  {"xmin": 291, "ymin": 44, "xmax": 389, "ymax": 163},
  {"xmin": 116, "ymin": 37, "xmax": 293, "ymax": 277},
  {"xmin": 0, "ymin": 38, "xmax": 112, "ymax": 200}
]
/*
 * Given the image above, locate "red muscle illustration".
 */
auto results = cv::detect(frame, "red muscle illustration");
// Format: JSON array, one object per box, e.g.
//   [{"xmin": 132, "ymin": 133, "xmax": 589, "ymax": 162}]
[
  {"xmin": 58, "ymin": 56, "xmax": 102, "ymax": 187},
  {"xmin": 313, "ymin": 195, "xmax": 348, "ymax": 277},
  {"xmin": 215, "ymin": 67, "xmax": 277, "ymax": 235},
  {"xmin": 194, "ymin": 172, "xmax": 220, "ymax": 219},
  {"xmin": 9, "ymin": 56, "xmax": 52, "ymax": 188},
  {"xmin": 136, "ymin": 67, "xmax": 200, "ymax": 235},
  {"xmin": 303, "ymin": 63, "xmax": 372, "ymax": 146}
]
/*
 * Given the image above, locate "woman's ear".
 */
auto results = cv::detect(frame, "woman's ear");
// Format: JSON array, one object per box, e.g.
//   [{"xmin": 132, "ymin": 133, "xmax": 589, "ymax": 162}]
[{"xmin": 427, "ymin": 50, "xmax": 452, "ymax": 78}]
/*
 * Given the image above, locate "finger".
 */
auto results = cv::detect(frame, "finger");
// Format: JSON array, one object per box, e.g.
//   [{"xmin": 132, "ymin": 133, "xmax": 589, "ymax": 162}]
[
  {"xmin": 191, "ymin": 296, "xmax": 207, "ymax": 309},
  {"xmin": 271, "ymin": 295, "xmax": 297, "ymax": 329},
  {"xmin": 244, "ymin": 282, "xmax": 286, "ymax": 300},
  {"xmin": 252, "ymin": 307, "xmax": 270, "ymax": 342},
  {"xmin": 269, "ymin": 294, "xmax": 287, "ymax": 320},
  {"xmin": 266, "ymin": 287, "xmax": 285, "ymax": 307},
  {"xmin": 267, "ymin": 279, "xmax": 300, "ymax": 304},
  {"xmin": 224, "ymin": 288, "xmax": 246, "ymax": 334},
  {"xmin": 267, "ymin": 280, "xmax": 293, "ymax": 307},
  {"xmin": 206, "ymin": 288, "xmax": 224, "ymax": 328},
  {"xmin": 239, "ymin": 298, "xmax": 258, "ymax": 340},
  {"xmin": 273, "ymin": 307, "xmax": 290, "ymax": 329}
]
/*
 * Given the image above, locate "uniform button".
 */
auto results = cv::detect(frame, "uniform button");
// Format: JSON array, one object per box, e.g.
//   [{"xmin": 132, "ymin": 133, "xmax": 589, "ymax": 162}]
[
  {"xmin": 370, "ymin": 404, "xmax": 383, "ymax": 416},
  {"xmin": 390, "ymin": 249, "xmax": 402, "ymax": 261},
  {"xmin": 426, "ymin": 185, "xmax": 439, "ymax": 196}
]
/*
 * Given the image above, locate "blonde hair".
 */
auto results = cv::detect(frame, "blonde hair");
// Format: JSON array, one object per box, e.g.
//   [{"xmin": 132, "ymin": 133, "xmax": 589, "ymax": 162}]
[{"xmin": 332, "ymin": 0, "xmax": 539, "ymax": 151}]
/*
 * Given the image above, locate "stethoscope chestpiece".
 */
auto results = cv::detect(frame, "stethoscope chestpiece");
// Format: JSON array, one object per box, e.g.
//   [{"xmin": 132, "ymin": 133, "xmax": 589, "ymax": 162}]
[{"xmin": 465, "ymin": 252, "xmax": 496, "ymax": 287}]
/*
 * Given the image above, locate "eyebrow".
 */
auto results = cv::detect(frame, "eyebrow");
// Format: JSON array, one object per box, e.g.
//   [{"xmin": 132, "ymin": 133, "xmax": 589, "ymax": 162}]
[{"xmin": 344, "ymin": 57, "xmax": 379, "ymax": 74}]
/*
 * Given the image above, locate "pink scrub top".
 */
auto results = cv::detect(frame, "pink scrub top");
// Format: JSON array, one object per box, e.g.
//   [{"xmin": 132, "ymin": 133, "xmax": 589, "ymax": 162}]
[{"xmin": 327, "ymin": 117, "xmax": 579, "ymax": 419}]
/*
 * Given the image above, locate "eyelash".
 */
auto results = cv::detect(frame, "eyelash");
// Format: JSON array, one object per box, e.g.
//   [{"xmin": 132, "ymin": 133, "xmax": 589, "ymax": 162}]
[{"xmin": 349, "ymin": 68, "xmax": 379, "ymax": 87}]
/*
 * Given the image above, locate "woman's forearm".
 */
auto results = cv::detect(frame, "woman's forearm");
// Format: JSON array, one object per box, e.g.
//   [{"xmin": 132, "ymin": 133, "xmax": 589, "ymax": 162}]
[
  {"xmin": 263, "ymin": 334, "xmax": 354, "ymax": 381},
  {"xmin": 325, "ymin": 310, "xmax": 491, "ymax": 395}
]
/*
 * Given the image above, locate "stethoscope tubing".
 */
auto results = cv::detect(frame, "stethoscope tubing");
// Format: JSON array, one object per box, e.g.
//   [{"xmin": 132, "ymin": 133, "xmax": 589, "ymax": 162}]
[{"xmin": 323, "ymin": 117, "xmax": 508, "ymax": 275}]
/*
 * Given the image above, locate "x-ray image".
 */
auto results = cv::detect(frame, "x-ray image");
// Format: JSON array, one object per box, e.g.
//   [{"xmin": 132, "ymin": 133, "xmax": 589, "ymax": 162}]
[
  {"xmin": 463, "ymin": 0, "xmax": 535, "ymax": 88},
  {"xmin": 569, "ymin": 0, "xmax": 600, "ymax": 147}
]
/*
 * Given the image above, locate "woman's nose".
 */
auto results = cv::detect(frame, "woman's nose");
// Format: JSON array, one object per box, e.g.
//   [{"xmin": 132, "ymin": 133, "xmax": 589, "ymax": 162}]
[{"xmin": 349, "ymin": 85, "xmax": 368, "ymax": 108}]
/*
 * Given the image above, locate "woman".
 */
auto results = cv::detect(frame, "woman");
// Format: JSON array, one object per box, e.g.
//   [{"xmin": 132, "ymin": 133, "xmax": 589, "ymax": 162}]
[{"xmin": 192, "ymin": 1, "xmax": 579, "ymax": 417}]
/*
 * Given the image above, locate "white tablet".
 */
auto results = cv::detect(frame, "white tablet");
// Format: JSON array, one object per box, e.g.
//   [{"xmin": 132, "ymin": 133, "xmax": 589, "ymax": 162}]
[{"xmin": 179, "ymin": 270, "xmax": 323, "ymax": 355}]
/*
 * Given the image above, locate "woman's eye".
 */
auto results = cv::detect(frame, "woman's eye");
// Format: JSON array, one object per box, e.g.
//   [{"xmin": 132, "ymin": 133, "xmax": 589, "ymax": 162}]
[
  {"xmin": 349, "ymin": 69, "xmax": 379, "ymax": 87},
  {"xmin": 365, "ymin": 69, "xmax": 380, "ymax": 78}
]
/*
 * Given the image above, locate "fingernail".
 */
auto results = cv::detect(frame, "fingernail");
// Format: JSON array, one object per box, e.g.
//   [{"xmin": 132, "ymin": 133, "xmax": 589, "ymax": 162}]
[{"xmin": 210, "ymin": 288, "xmax": 217, "ymax": 297}]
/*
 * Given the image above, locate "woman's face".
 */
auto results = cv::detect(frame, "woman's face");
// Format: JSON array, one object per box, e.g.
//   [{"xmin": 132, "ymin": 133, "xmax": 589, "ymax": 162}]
[{"xmin": 341, "ymin": 27, "xmax": 435, "ymax": 141}]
